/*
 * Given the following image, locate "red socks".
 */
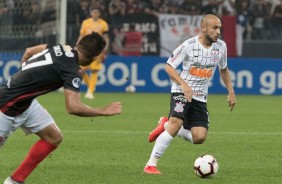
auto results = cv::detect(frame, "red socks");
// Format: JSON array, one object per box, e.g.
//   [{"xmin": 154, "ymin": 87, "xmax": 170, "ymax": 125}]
[{"xmin": 11, "ymin": 139, "xmax": 57, "ymax": 182}]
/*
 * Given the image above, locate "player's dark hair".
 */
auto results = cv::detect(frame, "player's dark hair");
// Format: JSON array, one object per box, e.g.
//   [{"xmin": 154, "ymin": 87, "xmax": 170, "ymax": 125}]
[
  {"xmin": 77, "ymin": 31, "xmax": 106, "ymax": 60},
  {"xmin": 91, "ymin": 7, "xmax": 101, "ymax": 12}
]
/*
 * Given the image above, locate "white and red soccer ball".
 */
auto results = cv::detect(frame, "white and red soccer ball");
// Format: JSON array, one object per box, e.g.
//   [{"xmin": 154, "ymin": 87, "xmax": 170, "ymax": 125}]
[{"xmin": 194, "ymin": 154, "xmax": 219, "ymax": 178}]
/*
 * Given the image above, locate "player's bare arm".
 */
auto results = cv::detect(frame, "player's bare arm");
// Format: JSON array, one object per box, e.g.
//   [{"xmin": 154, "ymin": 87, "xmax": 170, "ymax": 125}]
[
  {"xmin": 76, "ymin": 34, "xmax": 84, "ymax": 44},
  {"xmin": 63, "ymin": 89, "xmax": 122, "ymax": 116},
  {"xmin": 219, "ymin": 67, "xmax": 236, "ymax": 111},
  {"xmin": 165, "ymin": 64, "xmax": 192, "ymax": 102},
  {"xmin": 21, "ymin": 44, "xmax": 48, "ymax": 63}
]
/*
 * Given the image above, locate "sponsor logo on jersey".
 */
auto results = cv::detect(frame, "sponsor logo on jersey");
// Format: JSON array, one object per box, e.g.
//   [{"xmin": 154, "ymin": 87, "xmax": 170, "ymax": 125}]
[
  {"xmin": 173, "ymin": 94, "xmax": 187, "ymax": 103},
  {"xmin": 211, "ymin": 49, "xmax": 219, "ymax": 62},
  {"xmin": 53, "ymin": 45, "xmax": 63, "ymax": 56},
  {"xmin": 189, "ymin": 66, "xmax": 213, "ymax": 79},
  {"xmin": 72, "ymin": 78, "xmax": 81, "ymax": 88},
  {"xmin": 174, "ymin": 102, "xmax": 185, "ymax": 113}
]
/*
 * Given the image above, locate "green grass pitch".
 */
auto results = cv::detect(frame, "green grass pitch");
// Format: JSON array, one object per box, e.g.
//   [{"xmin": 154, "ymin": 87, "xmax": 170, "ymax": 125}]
[{"xmin": 1, "ymin": 92, "xmax": 282, "ymax": 184}]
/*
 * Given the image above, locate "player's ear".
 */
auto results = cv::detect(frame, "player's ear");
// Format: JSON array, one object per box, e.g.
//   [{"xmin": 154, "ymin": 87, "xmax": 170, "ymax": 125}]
[{"xmin": 202, "ymin": 25, "xmax": 206, "ymax": 33}]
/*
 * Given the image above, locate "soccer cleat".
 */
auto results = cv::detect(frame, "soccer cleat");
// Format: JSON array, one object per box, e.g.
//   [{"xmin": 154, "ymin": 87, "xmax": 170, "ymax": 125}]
[
  {"xmin": 4, "ymin": 177, "xmax": 25, "ymax": 184},
  {"xmin": 85, "ymin": 92, "xmax": 94, "ymax": 99},
  {"xmin": 148, "ymin": 116, "xmax": 168, "ymax": 142},
  {"xmin": 144, "ymin": 165, "xmax": 161, "ymax": 174}
]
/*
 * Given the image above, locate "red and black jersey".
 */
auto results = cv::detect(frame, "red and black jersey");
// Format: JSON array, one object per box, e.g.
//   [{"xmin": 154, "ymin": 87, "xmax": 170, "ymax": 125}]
[{"xmin": 0, "ymin": 44, "xmax": 82, "ymax": 117}]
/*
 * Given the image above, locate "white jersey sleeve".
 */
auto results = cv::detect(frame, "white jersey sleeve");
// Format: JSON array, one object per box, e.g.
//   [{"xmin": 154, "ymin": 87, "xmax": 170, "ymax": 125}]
[
  {"xmin": 167, "ymin": 42, "xmax": 188, "ymax": 69},
  {"xmin": 217, "ymin": 40, "xmax": 227, "ymax": 69}
]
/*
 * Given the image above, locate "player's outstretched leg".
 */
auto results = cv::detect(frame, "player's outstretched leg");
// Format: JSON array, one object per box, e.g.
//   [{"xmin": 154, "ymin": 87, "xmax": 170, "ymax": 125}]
[
  {"xmin": 144, "ymin": 130, "xmax": 174, "ymax": 174},
  {"xmin": 148, "ymin": 117, "xmax": 168, "ymax": 142},
  {"xmin": 4, "ymin": 176, "xmax": 25, "ymax": 184}
]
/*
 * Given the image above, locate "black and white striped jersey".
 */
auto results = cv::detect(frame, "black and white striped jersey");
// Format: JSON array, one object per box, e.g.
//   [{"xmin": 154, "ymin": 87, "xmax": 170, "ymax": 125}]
[{"xmin": 167, "ymin": 35, "xmax": 227, "ymax": 102}]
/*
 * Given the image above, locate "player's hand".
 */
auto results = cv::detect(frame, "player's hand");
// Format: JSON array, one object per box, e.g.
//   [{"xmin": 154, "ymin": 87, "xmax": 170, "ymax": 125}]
[
  {"xmin": 227, "ymin": 93, "xmax": 236, "ymax": 112},
  {"xmin": 102, "ymin": 102, "xmax": 122, "ymax": 116},
  {"xmin": 182, "ymin": 84, "xmax": 193, "ymax": 102}
]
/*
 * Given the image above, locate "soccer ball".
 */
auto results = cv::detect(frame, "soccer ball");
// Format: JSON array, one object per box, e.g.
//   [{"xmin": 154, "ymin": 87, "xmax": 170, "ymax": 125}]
[
  {"xmin": 193, "ymin": 154, "xmax": 219, "ymax": 178},
  {"xmin": 125, "ymin": 85, "xmax": 136, "ymax": 93}
]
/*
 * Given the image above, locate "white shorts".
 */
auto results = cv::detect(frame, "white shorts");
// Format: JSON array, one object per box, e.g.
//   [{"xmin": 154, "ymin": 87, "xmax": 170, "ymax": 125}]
[{"xmin": 0, "ymin": 99, "xmax": 57, "ymax": 147}]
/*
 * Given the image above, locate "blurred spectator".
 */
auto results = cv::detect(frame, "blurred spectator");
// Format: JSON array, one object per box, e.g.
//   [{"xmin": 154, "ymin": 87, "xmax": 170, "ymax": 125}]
[
  {"xmin": 108, "ymin": 0, "xmax": 126, "ymax": 25},
  {"xmin": 40, "ymin": 0, "xmax": 57, "ymax": 44},
  {"xmin": 78, "ymin": 0, "xmax": 90, "ymax": 24},
  {"xmin": 0, "ymin": 0, "xmax": 8, "ymax": 22},
  {"xmin": 111, "ymin": 27, "xmax": 124, "ymax": 55},
  {"xmin": 218, "ymin": 0, "xmax": 236, "ymax": 17},
  {"xmin": 250, "ymin": 0, "xmax": 271, "ymax": 40},
  {"xmin": 121, "ymin": 23, "xmax": 142, "ymax": 56},
  {"xmin": 91, "ymin": 0, "xmax": 109, "ymax": 21},
  {"xmin": 166, "ymin": 1, "xmax": 179, "ymax": 14},
  {"xmin": 0, "ymin": 0, "xmax": 14, "ymax": 34},
  {"xmin": 126, "ymin": 0, "xmax": 144, "ymax": 14},
  {"xmin": 179, "ymin": 0, "xmax": 201, "ymax": 15},
  {"xmin": 236, "ymin": 0, "xmax": 251, "ymax": 57},
  {"xmin": 67, "ymin": 0, "xmax": 80, "ymax": 46},
  {"xmin": 25, "ymin": 0, "xmax": 41, "ymax": 25},
  {"xmin": 201, "ymin": 0, "xmax": 220, "ymax": 16},
  {"xmin": 144, "ymin": 0, "xmax": 167, "ymax": 17},
  {"xmin": 270, "ymin": 0, "xmax": 282, "ymax": 39},
  {"xmin": 24, "ymin": 0, "xmax": 41, "ymax": 46},
  {"xmin": 12, "ymin": 0, "xmax": 27, "ymax": 25}
]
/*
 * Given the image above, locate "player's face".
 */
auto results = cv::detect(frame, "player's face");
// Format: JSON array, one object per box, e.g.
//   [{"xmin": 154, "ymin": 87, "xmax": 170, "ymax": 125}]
[
  {"xmin": 91, "ymin": 10, "xmax": 100, "ymax": 20},
  {"xmin": 205, "ymin": 20, "xmax": 221, "ymax": 43}
]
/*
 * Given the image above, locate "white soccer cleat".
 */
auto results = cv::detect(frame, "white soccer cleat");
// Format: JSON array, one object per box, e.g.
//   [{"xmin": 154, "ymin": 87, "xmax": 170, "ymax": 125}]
[
  {"xmin": 4, "ymin": 177, "xmax": 25, "ymax": 184},
  {"xmin": 84, "ymin": 92, "xmax": 94, "ymax": 99}
]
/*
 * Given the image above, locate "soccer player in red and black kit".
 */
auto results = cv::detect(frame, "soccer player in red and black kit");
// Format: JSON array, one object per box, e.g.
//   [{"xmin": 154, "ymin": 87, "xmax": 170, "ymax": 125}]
[{"xmin": 0, "ymin": 32, "xmax": 122, "ymax": 184}]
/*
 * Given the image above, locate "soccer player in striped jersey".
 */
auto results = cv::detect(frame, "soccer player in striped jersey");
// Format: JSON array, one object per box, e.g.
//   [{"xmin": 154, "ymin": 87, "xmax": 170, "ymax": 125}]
[
  {"xmin": 1, "ymin": 32, "xmax": 122, "ymax": 184},
  {"xmin": 144, "ymin": 14, "xmax": 236, "ymax": 174}
]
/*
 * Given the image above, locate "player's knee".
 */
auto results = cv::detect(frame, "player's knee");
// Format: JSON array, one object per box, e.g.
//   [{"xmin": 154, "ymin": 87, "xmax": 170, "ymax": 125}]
[
  {"xmin": 192, "ymin": 135, "xmax": 206, "ymax": 144},
  {"xmin": 169, "ymin": 118, "xmax": 183, "ymax": 129},
  {"xmin": 54, "ymin": 132, "xmax": 63, "ymax": 145},
  {"xmin": 168, "ymin": 118, "xmax": 183, "ymax": 136},
  {"xmin": 0, "ymin": 136, "xmax": 7, "ymax": 149},
  {"xmin": 49, "ymin": 132, "xmax": 63, "ymax": 146},
  {"xmin": 0, "ymin": 131, "xmax": 9, "ymax": 149}
]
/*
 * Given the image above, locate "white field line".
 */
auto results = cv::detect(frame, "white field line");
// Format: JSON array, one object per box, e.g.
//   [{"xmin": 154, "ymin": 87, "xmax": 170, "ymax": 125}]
[{"xmin": 62, "ymin": 130, "xmax": 282, "ymax": 135}]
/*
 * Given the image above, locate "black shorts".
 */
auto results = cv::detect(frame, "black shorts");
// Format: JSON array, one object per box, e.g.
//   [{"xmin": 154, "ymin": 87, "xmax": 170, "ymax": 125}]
[{"xmin": 169, "ymin": 93, "xmax": 209, "ymax": 130}]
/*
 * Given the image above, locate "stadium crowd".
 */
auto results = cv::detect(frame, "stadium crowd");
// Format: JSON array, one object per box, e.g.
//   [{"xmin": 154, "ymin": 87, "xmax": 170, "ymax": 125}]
[
  {"xmin": 0, "ymin": 0, "xmax": 282, "ymax": 51},
  {"xmin": 72, "ymin": 0, "xmax": 282, "ymax": 41}
]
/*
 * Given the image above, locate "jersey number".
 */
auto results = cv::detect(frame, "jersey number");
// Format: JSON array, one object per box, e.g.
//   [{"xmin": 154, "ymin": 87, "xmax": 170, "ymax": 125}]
[{"xmin": 22, "ymin": 49, "xmax": 53, "ymax": 71}]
